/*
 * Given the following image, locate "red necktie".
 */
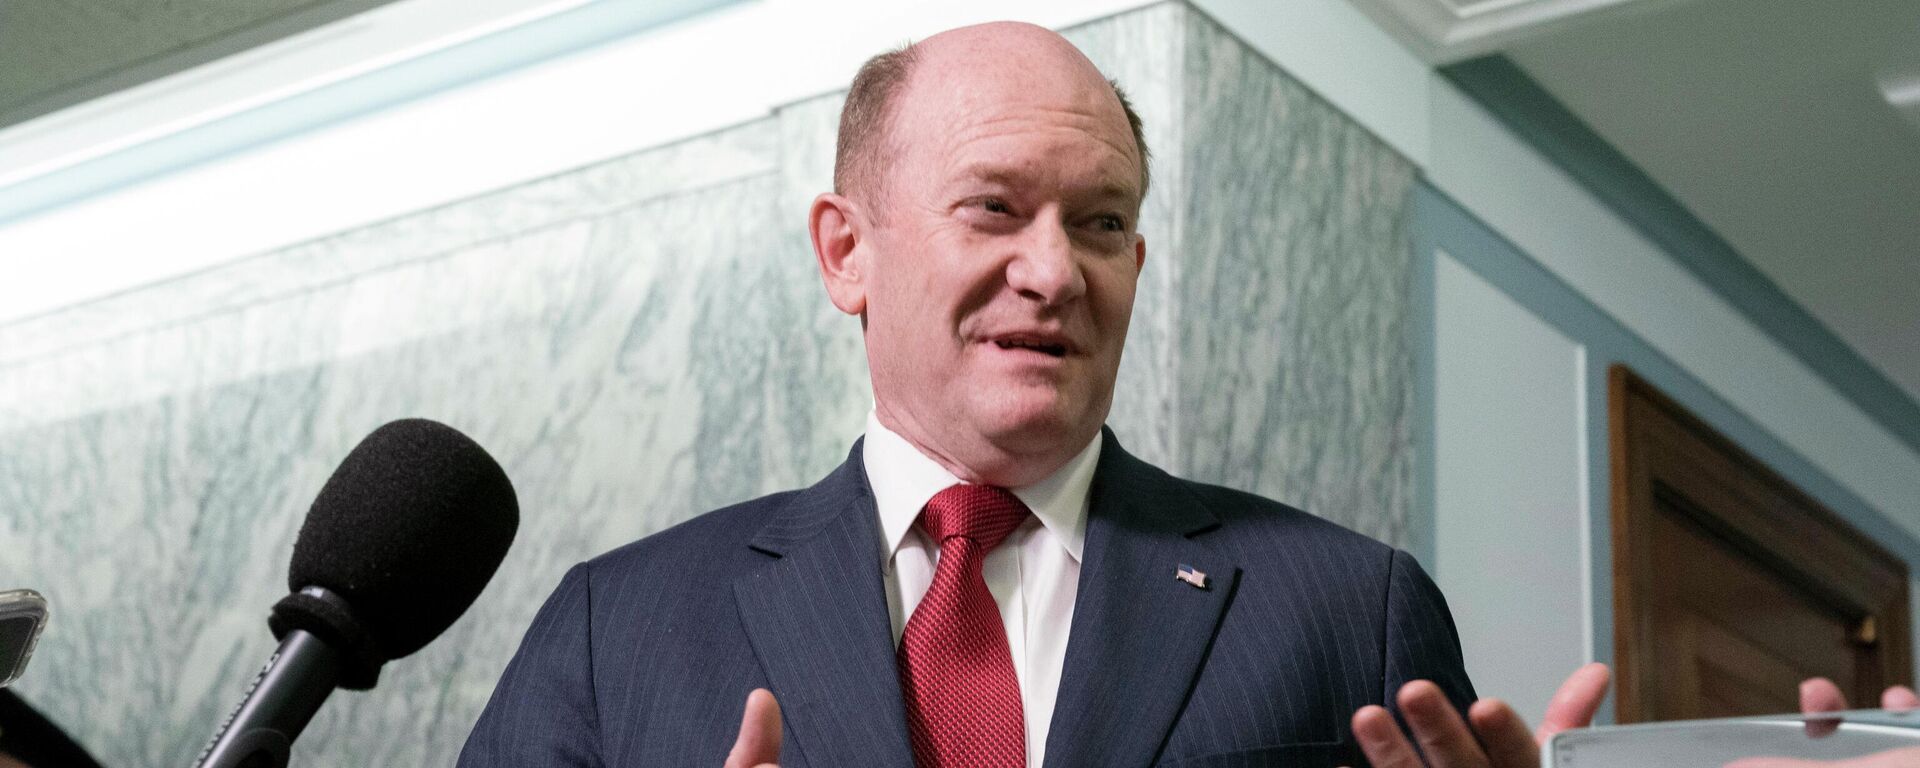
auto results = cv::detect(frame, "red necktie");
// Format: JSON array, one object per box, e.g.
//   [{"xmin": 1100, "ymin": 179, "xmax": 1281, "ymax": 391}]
[{"xmin": 897, "ymin": 484, "xmax": 1031, "ymax": 768}]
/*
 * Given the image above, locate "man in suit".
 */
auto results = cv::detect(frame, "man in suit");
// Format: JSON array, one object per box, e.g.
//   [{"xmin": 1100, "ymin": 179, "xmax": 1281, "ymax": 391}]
[{"xmin": 460, "ymin": 21, "xmax": 1604, "ymax": 767}]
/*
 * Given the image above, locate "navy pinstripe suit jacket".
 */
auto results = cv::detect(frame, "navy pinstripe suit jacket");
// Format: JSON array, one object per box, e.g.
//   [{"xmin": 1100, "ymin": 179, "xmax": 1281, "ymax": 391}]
[{"xmin": 459, "ymin": 430, "xmax": 1476, "ymax": 767}]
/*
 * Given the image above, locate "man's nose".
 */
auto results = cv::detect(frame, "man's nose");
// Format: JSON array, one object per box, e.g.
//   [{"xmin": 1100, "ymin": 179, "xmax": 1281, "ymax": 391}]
[{"xmin": 1005, "ymin": 218, "xmax": 1086, "ymax": 306}]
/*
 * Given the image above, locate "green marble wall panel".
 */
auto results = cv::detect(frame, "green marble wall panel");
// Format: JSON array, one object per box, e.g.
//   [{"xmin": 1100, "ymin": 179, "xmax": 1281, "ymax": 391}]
[{"xmin": 1170, "ymin": 8, "xmax": 1418, "ymax": 546}]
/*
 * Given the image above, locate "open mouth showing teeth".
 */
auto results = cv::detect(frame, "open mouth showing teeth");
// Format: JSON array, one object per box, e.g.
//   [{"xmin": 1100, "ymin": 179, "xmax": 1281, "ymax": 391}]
[{"xmin": 995, "ymin": 339, "xmax": 1068, "ymax": 357}]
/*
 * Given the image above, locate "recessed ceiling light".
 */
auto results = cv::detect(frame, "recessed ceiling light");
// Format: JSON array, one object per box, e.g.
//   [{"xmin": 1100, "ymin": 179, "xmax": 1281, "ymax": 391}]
[{"xmin": 1877, "ymin": 67, "xmax": 1920, "ymax": 133}]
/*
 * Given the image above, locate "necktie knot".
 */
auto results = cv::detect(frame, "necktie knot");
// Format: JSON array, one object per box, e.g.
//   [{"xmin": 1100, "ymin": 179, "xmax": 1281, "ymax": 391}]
[{"xmin": 920, "ymin": 484, "xmax": 1030, "ymax": 552}]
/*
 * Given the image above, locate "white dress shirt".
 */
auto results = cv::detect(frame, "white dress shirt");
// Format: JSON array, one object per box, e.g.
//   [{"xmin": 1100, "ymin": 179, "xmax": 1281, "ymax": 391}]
[{"xmin": 863, "ymin": 411, "xmax": 1100, "ymax": 768}]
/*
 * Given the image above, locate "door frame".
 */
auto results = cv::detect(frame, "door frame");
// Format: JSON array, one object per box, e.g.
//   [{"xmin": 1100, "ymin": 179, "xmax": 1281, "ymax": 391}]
[{"xmin": 1610, "ymin": 364, "xmax": 1913, "ymax": 721}]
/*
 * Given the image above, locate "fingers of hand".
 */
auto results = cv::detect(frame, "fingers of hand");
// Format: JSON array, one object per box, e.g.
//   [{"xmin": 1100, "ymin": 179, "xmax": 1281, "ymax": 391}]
[
  {"xmin": 1353, "ymin": 705, "xmax": 1424, "ymax": 768},
  {"xmin": 724, "ymin": 688, "xmax": 782, "ymax": 768},
  {"xmin": 1800, "ymin": 678, "xmax": 1849, "ymax": 714},
  {"xmin": 1399, "ymin": 680, "xmax": 1491, "ymax": 768},
  {"xmin": 1804, "ymin": 715, "xmax": 1843, "ymax": 739},
  {"xmin": 1469, "ymin": 698, "xmax": 1538, "ymax": 768},
  {"xmin": 1882, "ymin": 686, "xmax": 1919, "ymax": 711},
  {"xmin": 1537, "ymin": 663, "xmax": 1610, "ymax": 743}
]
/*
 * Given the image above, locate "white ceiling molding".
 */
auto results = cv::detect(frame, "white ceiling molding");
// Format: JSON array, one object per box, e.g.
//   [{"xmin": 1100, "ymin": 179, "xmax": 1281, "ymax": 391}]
[
  {"xmin": 0, "ymin": 0, "xmax": 603, "ymax": 196},
  {"xmin": 1344, "ymin": 0, "xmax": 1693, "ymax": 63},
  {"xmin": 0, "ymin": 0, "xmax": 400, "ymax": 131},
  {"xmin": 0, "ymin": 0, "xmax": 744, "ymax": 227}
]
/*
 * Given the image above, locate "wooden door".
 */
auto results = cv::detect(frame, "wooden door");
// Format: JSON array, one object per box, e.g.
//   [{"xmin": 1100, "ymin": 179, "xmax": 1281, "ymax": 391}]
[{"xmin": 1611, "ymin": 366, "xmax": 1911, "ymax": 722}]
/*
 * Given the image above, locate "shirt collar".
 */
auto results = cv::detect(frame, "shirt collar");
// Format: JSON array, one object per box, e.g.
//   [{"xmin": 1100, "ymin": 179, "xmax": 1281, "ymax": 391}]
[{"xmin": 863, "ymin": 410, "xmax": 1098, "ymax": 563}]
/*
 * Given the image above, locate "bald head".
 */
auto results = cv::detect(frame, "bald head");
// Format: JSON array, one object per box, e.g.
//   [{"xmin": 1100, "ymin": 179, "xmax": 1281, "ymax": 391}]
[{"xmin": 833, "ymin": 22, "xmax": 1150, "ymax": 210}]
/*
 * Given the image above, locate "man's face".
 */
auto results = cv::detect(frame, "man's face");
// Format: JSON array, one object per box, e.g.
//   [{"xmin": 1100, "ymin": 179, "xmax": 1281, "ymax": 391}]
[{"xmin": 855, "ymin": 35, "xmax": 1146, "ymax": 476}]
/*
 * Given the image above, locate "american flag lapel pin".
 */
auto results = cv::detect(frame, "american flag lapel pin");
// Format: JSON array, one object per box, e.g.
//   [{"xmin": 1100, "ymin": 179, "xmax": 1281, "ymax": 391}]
[{"xmin": 1176, "ymin": 563, "xmax": 1209, "ymax": 590}]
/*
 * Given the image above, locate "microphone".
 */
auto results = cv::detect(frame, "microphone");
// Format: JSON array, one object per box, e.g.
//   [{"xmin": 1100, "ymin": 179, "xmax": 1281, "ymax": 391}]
[{"xmin": 195, "ymin": 419, "xmax": 519, "ymax": 768}]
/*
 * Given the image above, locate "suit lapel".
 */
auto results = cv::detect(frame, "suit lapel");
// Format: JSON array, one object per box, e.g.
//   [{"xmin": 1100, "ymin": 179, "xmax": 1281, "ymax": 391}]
[
  {"xmin": 1044, "ymin": 431, "xmax": 1241, "ymax": 768},
  {"xmin": 733, "ymin": 442, "xmax": 916, "ymax": 768}
]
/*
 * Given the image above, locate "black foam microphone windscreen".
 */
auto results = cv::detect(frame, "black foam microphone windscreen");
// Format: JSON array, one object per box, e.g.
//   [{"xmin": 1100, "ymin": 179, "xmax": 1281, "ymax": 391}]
[{"xmin": 274, "ymin": 418, "xmax": 518, "ymax": 680}]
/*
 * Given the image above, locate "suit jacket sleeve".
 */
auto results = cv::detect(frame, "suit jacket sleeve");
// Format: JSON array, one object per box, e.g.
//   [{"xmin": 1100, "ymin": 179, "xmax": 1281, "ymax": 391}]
[
  {"xmin": 1382, "ymin": 549, "xmax": 1478, "ymax": 718},
  {"xmin": 458, "ymin": 563, "xmax": 604, "ymax": 768}
]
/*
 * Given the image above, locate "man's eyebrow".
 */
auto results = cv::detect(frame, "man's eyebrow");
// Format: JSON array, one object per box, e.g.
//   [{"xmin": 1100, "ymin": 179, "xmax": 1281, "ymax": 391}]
[{"xmin": 1085, "ymin": 182, "xmax": 1139, "ymax": 205}]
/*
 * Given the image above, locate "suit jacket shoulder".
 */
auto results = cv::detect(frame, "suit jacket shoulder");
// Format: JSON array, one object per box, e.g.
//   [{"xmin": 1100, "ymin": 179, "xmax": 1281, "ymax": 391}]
[
  {"xmin": 462, "ymin": 444, "xmax": 912, "ymax": 768},
  {"xmin": 583, "ymin": 486, "xmax": 799, "ymax": 586},
  {"xmin": 1047, "ymin": 435, "xmax": 1475, "ymax": 766},
  {"xmin": 1184, "ymin": 477, "xmax": 1397, "ymax": 557}
]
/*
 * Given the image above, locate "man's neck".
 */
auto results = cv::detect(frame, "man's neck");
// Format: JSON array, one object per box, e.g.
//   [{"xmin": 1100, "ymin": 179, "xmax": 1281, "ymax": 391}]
[
  {"xmin": 870, "ymin": 405, "xmax": 1093, "ymax": 487},
  {"xmin": 863, "ymin": 409, "xmax": 1098, "ymax": 565}
]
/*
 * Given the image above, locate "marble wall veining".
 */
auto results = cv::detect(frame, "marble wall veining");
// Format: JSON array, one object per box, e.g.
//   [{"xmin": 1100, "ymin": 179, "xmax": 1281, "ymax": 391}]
[
  {"xmin": 1172, "ymin": 8, "xmax": 1418, "ymax": 546},
  {"xmin": 0, "ymin": 4, "xmax": 1416, "ymax": 764}
]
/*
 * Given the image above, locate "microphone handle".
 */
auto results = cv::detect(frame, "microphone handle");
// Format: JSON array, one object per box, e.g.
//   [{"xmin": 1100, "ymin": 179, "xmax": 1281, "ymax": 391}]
[{"xmin": 194, "ymin": 629, "xmax": 343, "ymax": 768}]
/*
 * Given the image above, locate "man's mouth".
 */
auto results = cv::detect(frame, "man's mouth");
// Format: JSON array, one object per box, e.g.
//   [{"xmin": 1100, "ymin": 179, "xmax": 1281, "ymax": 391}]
[{"xmin": 990, "ymin": 335, "xmax": 1071, "ymax": 358}]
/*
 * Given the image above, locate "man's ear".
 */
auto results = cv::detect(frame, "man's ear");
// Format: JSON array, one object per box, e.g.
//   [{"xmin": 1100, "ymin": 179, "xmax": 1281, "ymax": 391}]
[
  {"xmin": 1133, "ymin": 232, "xmax": 1147, "ymax": 273},
  {"xmin": 810, "ymin": 192, "xmax": 868, "ymax": 316}
]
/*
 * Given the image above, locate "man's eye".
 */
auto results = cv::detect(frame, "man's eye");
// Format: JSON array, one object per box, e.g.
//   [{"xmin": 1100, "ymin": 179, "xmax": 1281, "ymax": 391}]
[
  {"xmin": 1096, "ymin": 215, "xmax": 1125, "ymax": 232},
  {"xmin": 980, "ymin": 198, "xmax": 1012, "ymax": 215}
]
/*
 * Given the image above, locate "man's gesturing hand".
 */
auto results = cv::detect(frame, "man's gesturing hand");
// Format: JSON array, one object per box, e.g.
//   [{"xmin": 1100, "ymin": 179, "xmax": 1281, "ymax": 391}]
[
  {"xmin": 724, "ymin": 688, "xmax": 782, "ymax": 768},
  {"xmin": 1797, "ymin": 677, "xmax": 1920, "ymax": 714},
  {"xmin": 1351, "ymin": 662, "xmax": 1612, "ymax": 768}
]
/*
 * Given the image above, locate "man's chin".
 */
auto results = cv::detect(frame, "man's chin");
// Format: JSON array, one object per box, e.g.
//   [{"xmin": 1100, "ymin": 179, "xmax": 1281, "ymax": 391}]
[{"xmin": 974, "ymin": 399, "xmax": 1099, "ymax": 454}]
